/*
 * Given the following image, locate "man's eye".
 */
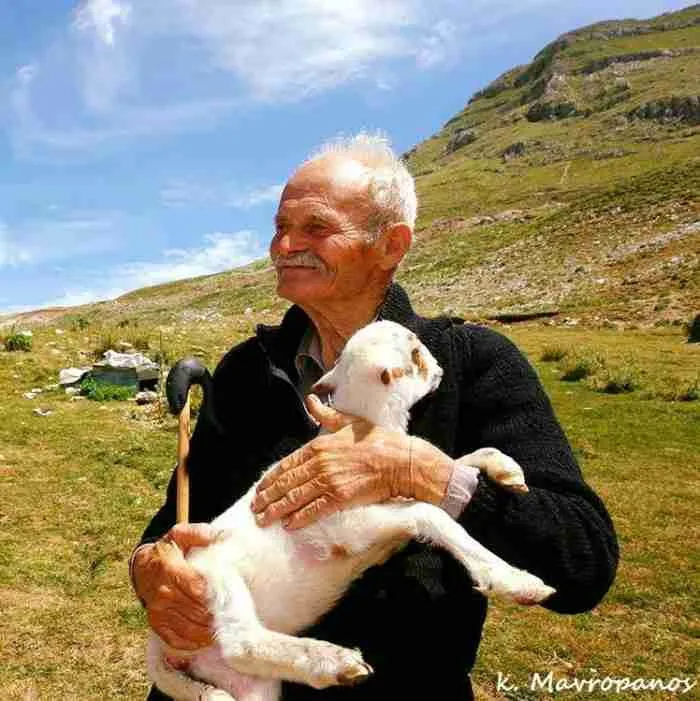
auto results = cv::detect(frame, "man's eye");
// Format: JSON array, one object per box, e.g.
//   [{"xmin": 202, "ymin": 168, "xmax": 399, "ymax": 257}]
[{"xmin": 306, "ymin": 222, "xmax": 327, "ymax": 235}]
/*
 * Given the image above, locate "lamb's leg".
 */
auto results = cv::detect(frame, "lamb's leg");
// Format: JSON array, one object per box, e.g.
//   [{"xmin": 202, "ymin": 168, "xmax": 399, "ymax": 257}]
[
  {"xmin": 147, "ymin": 633, "xmax": 235, "ymax": 701},
  {"xmin": 461, "ymin": 447, "xmax": 528, "ymax": 493},
  {"xmin": 214, "ymin": 572, "xmax": 372, "ymax": 690},
  {"xmin": 370, "ymin": 502, "xmax": 555, "ymax": 605}
]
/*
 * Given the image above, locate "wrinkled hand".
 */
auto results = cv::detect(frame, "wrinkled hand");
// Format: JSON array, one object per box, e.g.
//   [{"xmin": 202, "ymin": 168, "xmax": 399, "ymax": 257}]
[
  {"xmin": 131, "ymin": 523, "xmax": 218, "ymax": 652},
  {"xmin": 251, "ymin": 395, "xmax": 453, "ymax": 530}
]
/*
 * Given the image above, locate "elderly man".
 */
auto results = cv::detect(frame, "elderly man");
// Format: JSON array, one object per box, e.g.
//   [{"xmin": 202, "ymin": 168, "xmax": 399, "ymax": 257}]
[{"xmin": 131, "ymin": 134, "xmax": 618, "ymax": 700}]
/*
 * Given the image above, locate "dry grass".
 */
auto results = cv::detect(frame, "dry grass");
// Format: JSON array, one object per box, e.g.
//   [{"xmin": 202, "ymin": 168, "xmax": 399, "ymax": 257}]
[{"xmin": 0, "ymin": 317, "xmax": 698, "ymax": 699}]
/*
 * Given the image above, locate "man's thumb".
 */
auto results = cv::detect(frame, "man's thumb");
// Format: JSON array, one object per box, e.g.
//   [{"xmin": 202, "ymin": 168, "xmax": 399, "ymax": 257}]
[
  {"xmin": 305, "ymin": 394, "xmax": 355, "ymax": 432},
  {"xmin": 166, "ymin": 522, "xmax": 218, "ymax": 551}
]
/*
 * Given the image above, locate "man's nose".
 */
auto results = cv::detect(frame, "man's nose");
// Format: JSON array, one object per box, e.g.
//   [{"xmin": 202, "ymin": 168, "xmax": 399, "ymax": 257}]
[{"xmin": 273, "ymin": 227, "xmax": 309, "ymax": 256}]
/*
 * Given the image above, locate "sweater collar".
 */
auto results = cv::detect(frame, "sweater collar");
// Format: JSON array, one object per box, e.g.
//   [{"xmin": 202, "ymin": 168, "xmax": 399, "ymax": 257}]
[{"xmin": 255, "ymin": 281, "xmax": 420, "ymax": 374}]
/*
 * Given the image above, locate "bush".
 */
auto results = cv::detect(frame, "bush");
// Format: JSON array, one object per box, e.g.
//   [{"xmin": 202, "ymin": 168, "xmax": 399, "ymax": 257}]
[
  {"xmin": 80, "ymin": 376, "xmax": 135, "ymax": 401},
  {"xmin": 5, "ymin": 330, "xmax": 33, "ymax": 352},
  {"xmin": 541, "ymin": 345, "xmax": 568, "ymax": 362},
  {"xmin": 560, "ymin": 352, "xmax": 605, "ymax": 382},
  {"xmin": 69, "ymin": 316, "xmax": 90, "ymax": 331},
  {"xmin": 591, "ymin": 364, "xmax": 641, "ymax": 394}
]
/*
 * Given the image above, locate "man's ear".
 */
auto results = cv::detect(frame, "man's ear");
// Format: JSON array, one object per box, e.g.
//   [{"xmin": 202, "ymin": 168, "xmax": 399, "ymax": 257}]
[
  {"xmin": 311, "ymin": 367, "xmax": 337, "ymax": 396},
  {"xmin": 376, "ymin": 223, "xmax": 412, "ymax": 271}
]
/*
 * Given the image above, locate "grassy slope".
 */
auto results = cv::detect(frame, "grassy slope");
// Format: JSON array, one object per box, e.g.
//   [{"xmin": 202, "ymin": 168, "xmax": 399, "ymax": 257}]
[{"xmin": 1, "ymin": 5, "xmax": 699, "ymax": 700}]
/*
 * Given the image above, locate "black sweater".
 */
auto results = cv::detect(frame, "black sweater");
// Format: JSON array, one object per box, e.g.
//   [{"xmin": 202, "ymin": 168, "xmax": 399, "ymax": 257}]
[{"xmin": 141, "ymin": 283, "xmax": 618, "ymax": 701}]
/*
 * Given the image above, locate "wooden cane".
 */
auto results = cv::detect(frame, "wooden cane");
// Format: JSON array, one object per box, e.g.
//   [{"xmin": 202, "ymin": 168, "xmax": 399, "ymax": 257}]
[
  {"xmin": 176, "ymin": 393, "xmax": 191, "ymax": 524},
  {"xmin": 166, "ymin": 357, "xmax": 214, "ymax": 527}
]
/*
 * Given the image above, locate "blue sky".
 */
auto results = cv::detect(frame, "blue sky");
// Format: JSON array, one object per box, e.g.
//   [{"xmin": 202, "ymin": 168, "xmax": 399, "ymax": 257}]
[{"xmin": 0, "ymin": 0, "xmax": 692, "ymax": 313}]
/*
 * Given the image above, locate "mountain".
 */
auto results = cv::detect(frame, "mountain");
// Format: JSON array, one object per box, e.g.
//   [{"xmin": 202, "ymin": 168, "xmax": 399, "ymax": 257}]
[{"xmin": 5, "ymin": 4, "xmax": 699, "ymax": 329}]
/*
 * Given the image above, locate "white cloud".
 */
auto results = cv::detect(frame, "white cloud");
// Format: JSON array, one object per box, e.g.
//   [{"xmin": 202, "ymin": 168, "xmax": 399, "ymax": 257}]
[
  {"xmin": 73, "ymin": 0, "xmax": 132, "ymax": 46},
  {"xmin": 116, "ymin": 230, "xmax": 264, "ymax": 288},
  {"xmin": 226, "ymin": 184, "xmax": 284, "ymax": 209},
  {"xmin": 28, "ymin": 230, "xmax": 266, "ymax": 309},
  {"xmin": 8, "ymin": 0, "xmax": 490, "ymax": 153},
  {"xmin": 416, "ymin": 20, "xmax": 458, "ymax": 69},
  {"xmin": 160, "ymin": 179, "xmax": 283, "ymax": 209},
  {"xmin": 0, "ymin": 216, "xmax": 116, "ymax": 268}
]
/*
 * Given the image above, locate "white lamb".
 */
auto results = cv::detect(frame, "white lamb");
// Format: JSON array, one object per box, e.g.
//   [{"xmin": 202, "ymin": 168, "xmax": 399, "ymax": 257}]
[{"xmin": 147, "ymin": 320, "xmax": 555, "ymax": 701}]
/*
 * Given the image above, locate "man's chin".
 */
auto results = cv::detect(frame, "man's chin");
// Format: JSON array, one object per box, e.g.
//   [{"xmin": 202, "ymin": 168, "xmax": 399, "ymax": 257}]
[{"xmin": 276, "ymin": 274, "xmax": 329, "ymax": 304}]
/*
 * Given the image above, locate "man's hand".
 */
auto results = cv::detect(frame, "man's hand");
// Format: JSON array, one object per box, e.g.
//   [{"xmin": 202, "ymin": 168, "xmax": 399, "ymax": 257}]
[
  {"xmin": 251, "ymin": 395, "xmax": 453, "ymax": 530},
  {"xmin": 131, "ymin": 523, "xmax": 218, "ymax": 652}
]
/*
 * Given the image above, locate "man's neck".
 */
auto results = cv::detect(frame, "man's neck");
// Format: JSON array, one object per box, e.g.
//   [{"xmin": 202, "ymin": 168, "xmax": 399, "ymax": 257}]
[{"xmin": 301, "ymin": 287, "xmax": 388, "ymax": 367}]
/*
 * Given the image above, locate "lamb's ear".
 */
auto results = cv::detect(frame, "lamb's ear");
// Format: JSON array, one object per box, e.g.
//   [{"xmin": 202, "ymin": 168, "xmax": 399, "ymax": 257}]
[
  {"xmin": 380, "ymin": 367, "xmax": 405, "ymax": 386},
  {"xmin": 311, "ymin": 367, "xmax": 337, "ymax": 396}
]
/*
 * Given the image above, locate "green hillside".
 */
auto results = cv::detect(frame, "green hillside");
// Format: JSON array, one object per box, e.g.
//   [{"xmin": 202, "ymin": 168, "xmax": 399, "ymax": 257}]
[{"xmin": 5, "ymin": 3, "xmax": 697, "ymax": 332}]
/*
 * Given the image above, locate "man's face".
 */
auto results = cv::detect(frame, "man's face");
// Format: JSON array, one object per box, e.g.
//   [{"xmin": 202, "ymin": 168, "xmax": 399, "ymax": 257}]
[{"xmin": 270, "ymin": 157, "xmax": 383, "ymax": 308}]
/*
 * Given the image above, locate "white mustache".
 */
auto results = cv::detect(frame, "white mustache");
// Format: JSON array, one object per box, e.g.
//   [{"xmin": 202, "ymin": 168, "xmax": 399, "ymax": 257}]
[{"xmin": 273, "ymin": 251, "xmax": 327, "ymax": 272}]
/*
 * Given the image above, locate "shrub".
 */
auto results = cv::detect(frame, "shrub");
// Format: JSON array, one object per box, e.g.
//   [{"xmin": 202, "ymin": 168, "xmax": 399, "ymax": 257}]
[
  {"xmin": 591, "ymin": 364, "xmax": 641, "ymax": 394},
  {"xmin": 677, "ymin": 378, "xmax": 699, "ymax": 402},
  {"xmin": 560, "ymin": 352, "xmax": 605, "ymax": 382},
  {"xmin": 541, "ymin": 345, "xmax": 568, "ymax": 362},
  {"xmin": 80, "ymin": 376, "xmax": 135, "ymax": 401},
  {"xmin": 69, "ymin": 316, "xmax": 90, "ymax": 331},
  {"xmin": 93, "ymin": 330, "xmax": 119, "ymax": 359},
  {"xmin": 5, "ymin": 330, "xmax": 33, "ymax": 352}
]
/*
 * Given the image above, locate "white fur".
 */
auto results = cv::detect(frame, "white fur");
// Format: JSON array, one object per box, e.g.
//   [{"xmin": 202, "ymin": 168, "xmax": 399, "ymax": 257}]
[{"xmin": 147, "ymin": 321, "xmax": 555, "ymax": 701}]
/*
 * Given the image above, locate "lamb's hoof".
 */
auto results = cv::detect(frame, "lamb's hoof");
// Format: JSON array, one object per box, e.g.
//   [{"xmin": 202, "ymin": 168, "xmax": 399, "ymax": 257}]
[
  {"xmin": 475, "ymin": 568, "xmax": 556, "ymax": 605},
  {"xmin": 337, "ymin": 657, "xmax": 373, "ymax": 686},
  {"xmin": 474, "ymin": 448, "xmax": 529, "ymax": 493},
  {"xmin": 200, "ymin": 690, "xmax": 235, "ymax": 701}
]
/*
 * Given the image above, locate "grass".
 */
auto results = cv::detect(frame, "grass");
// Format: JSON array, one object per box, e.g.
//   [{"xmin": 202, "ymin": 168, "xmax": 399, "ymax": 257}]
[
  {"xmin": 540, "ymin": 345, "xmax": 568, "ymax": 362},
  {"xmin": 1, "ymin": 315, "xmax": 698, "ymax": 700}
]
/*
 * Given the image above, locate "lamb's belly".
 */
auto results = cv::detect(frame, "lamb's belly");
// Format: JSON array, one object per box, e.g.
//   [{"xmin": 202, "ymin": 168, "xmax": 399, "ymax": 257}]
[{"xmin": 192, "ymin": 491, "xmax": 360, "ymax": 634}]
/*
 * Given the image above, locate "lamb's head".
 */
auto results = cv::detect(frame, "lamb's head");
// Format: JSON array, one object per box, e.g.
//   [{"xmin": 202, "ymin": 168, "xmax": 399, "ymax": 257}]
[{"xmin": 312, "ymin": 320, "xmax": 443, "ymax": 432}]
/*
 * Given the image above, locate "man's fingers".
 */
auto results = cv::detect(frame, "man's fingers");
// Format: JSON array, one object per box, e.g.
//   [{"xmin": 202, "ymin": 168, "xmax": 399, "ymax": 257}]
[
  {"xmin": 252, "ymin": 466, "xmax": 313, "ymax": 513},
  {"xmin": 255, "ymin": 479, "xmax": 325, "ymax": 526},
  {"xmin": 306, "ymin": 394, "xmax": 358, "ymax": 432},
  {"xmin": 150, "ymin": 613, "xmax": 211, "ymax": 652},
  {"xmin": 257, "ymin": 443, "xmax": 316, "ymax": 491},
  {"xmin": 284, "ymin": 495, "xmax": 337, "ymax": 530}
]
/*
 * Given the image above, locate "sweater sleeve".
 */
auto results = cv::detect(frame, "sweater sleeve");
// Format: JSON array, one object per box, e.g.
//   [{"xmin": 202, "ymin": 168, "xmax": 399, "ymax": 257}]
[{"xmin": 454, "ymin": 326, "xmax": 619, "ymax": 613}]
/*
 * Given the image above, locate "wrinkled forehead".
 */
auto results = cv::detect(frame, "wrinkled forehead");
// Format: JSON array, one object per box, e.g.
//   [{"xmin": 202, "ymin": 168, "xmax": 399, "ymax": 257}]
[{"xmin": 279, "ymin": 157, "xmax": 372, "ymax": 216}]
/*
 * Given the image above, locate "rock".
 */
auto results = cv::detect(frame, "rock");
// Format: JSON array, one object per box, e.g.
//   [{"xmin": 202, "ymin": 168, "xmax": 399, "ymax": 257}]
[
  {"xmin": 55, "ymin": 329, "xmax": 65, "ymax": 335},
  {"xmin": 23, "ymin": 392, "xmax": 38, "ymax": 400},
  {"xmin": 99, "ymin": 350, "xmax": 157, "ymax": 369},
  {"xmin": 527, "ymin": 100, "xmax": 578, "ymax": 122},
  {"xmin": 135, "ymin": 390, "xmax": 159, "ymax": 405},
  {"xmin": 33, "ymin": 408, "xmax": 53, "ymax": 417},
  {"xmin": 502, "ymin": 142, "xmax": 526, "ymax": 160},
  {"xmin": 445, "ymin": 128, "xmax": 478, "ymax": 154},
  {"xmin": 244, "ymin": 307, "xmax": 254, "ymax": 316},
  {"xmin": 65, "ymin": 386, "xmax": 83, "ymax": 396},
  {"xmin": 59, "ymin": 367, "xmax": 92, "ymax": 386}
]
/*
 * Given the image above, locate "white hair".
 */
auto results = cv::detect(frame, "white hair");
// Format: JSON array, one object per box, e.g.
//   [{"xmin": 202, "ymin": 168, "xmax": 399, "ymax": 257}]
[{"xmin": 307, "ymin": 131, "xmax": 417, "ymax": 240}]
